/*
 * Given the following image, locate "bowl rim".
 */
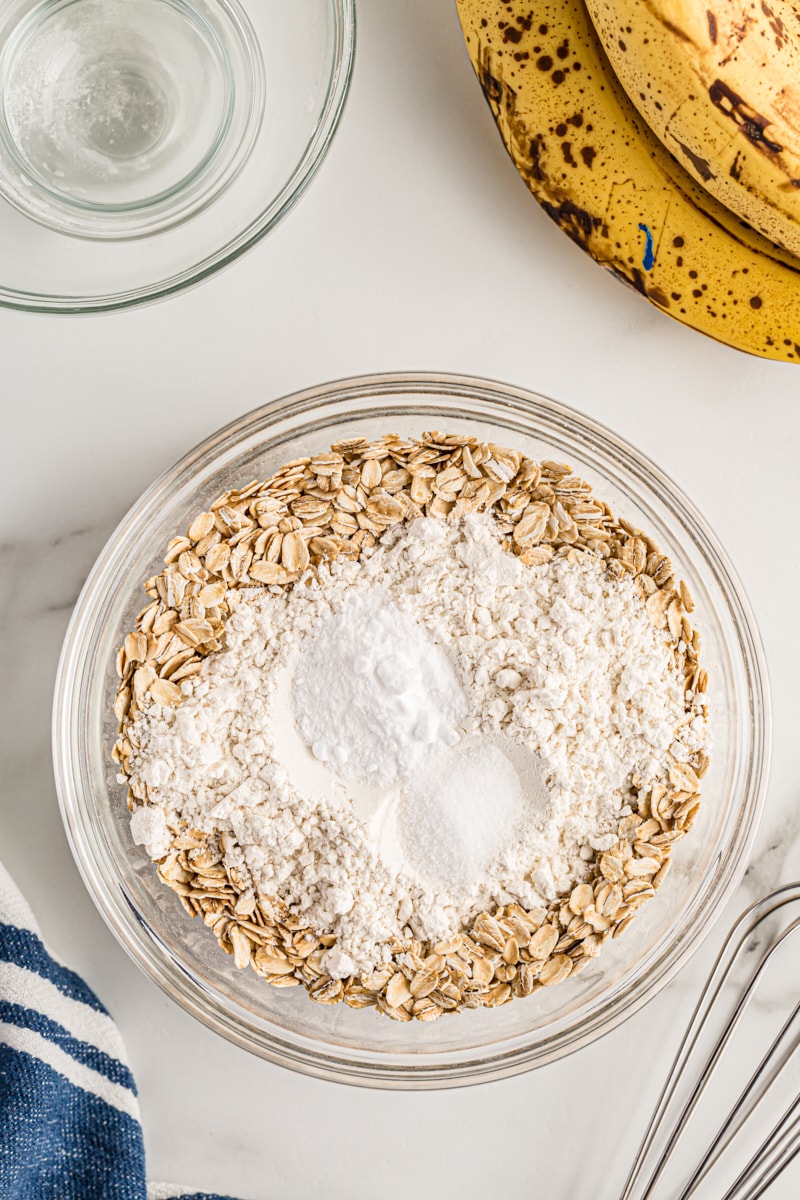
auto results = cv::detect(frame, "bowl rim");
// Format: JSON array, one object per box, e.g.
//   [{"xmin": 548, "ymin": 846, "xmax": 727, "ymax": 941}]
[
  {"xmin": 0, "ymin": 0, "xmax": 356, "ymax": 314},
  {"xmin": 53, "ymin": 370, "xmax": 772, "ymax": 1087}
]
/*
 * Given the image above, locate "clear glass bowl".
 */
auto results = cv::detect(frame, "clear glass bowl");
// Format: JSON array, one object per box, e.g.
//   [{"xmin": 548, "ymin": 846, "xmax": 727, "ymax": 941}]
[
  {"xmin": 0, "ymin": 0, "xmax": 354, "ymax": 310},
  {"xmin": 53, "ymin": 373, "xmax": 771, "ymax": 1088}
]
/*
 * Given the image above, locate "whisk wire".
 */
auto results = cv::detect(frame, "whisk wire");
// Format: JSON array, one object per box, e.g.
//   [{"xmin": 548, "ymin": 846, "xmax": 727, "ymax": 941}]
[
  {"xmin": 679, "ymin": 939, "xmax": 800, "ymax": 1200},
  {"xmin": 620, "ymin": 883, "xmax": 800, "ymax": 1200}
]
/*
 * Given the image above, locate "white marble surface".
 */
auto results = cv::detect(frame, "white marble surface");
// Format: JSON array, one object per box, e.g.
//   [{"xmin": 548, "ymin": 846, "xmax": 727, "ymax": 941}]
[{"xmin": 2, "ymin": 2, "xmax": 800, "ymax": 1196}]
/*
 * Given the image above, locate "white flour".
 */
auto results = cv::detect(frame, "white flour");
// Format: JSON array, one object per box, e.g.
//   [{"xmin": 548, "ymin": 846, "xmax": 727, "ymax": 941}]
[{"xmin": 125, "ymin": 515, "xmax": 697, "ymax": 977}]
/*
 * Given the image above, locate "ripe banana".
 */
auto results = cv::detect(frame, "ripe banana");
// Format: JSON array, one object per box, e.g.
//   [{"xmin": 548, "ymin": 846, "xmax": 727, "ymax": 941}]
[
  {"xmin": 583, "ymin": 0, "xmax": 800, "ymax": 257},
  {"xmin": 456, "ymin": 0, "xmax": 800, "ymax": 361}
]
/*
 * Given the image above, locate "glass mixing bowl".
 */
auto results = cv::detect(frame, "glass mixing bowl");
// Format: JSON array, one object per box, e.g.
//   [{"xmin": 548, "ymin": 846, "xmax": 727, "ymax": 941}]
[
  {"xmin": 53, "ymin": 373, "xmax": 770, "ymax": 1088},
  {"xmin": 0, "ymin": 0, "xmax": 354, "ymax": 310}
]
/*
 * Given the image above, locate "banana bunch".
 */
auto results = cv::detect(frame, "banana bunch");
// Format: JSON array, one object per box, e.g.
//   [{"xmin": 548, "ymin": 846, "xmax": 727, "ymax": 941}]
[
  {"xmin": 583, "ymin": 0, "xmax": 800, "ymax": 256},
  {"xmin": 456, "ymin": 0, "xmax": 800, "ymax": 361}
]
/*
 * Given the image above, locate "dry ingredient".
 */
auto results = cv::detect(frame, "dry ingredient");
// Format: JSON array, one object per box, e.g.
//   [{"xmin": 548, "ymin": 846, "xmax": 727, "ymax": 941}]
[
  {"xmin": 293, "ymin": 585, "xmax": 468, "ymax": 786},
  {"xmin": 123, "ymin": 515, "xmax": 698, "ymax": 977},
  {"xmin": 113, "ymin": 433, "xmax": 709, "ymax": 1021}
]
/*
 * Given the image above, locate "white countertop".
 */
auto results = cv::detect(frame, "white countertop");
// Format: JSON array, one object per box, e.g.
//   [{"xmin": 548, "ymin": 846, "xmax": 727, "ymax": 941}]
[{"xmin": 2, "ymin": 2, "xmax": 800, "ymax": 1196}]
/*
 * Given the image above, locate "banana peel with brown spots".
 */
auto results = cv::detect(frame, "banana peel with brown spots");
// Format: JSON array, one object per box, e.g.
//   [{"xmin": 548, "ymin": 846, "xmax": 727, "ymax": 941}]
[
  {"xmin": 584, "ymin": 0, "xmax": 800, "ymax": 259},
  {"xmin": 456, "ymin": 0, "xmax": 800, "ymax": 361}
]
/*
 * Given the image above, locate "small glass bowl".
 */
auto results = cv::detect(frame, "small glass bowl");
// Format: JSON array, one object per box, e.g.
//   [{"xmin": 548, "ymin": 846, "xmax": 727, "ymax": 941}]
[
  {"xmin": 53, "ymin": 373, "xmax": 770, "ymax": 1089},
  {"xmin": 0, "ymin": 0, "xmax": 265, "ymax": 238},
  {"xmin": 0, "ymin": 0, "xmax": 354, "ymax": 309}
]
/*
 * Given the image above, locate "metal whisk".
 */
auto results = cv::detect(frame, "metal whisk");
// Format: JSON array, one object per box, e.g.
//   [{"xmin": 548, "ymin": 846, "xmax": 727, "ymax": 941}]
[{"xmin": 621, "ymin": 882, "xmax": 800, "ymax": 1200}]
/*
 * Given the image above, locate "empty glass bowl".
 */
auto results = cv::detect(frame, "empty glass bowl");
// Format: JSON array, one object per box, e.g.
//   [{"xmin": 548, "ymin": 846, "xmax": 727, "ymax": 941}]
[
  {"xmin": 53, "ymin": 373, "xmax": 770, "ymax": 1088},
  {"xmin": 0, "ymin": 0, "xmax": 355, "ymax": 309}
]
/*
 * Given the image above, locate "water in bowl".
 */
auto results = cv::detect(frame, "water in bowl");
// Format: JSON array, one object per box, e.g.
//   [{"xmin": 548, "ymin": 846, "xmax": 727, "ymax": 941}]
[{"xmin": 0, "ymin": 0, "xmax": 264, "ymax": 237}]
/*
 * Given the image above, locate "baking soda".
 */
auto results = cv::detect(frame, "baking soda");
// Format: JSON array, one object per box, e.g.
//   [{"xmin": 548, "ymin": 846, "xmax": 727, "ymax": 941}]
[{"xmin": 293, "ymin": 589, "xmax": 467, "ymax": 785}]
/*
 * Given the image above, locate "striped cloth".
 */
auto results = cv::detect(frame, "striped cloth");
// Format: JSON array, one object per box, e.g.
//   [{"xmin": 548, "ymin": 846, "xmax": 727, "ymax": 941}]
[{"xmin": 0, "ymin": 863, "xmax": 242, "ymax": 1200}]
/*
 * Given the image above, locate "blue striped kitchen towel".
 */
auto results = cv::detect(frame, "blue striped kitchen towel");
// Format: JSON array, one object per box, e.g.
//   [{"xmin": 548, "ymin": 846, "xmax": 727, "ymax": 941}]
[{"xmin": 0, "ymin": 862, "xmax": 242, "ymax": 1200}]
